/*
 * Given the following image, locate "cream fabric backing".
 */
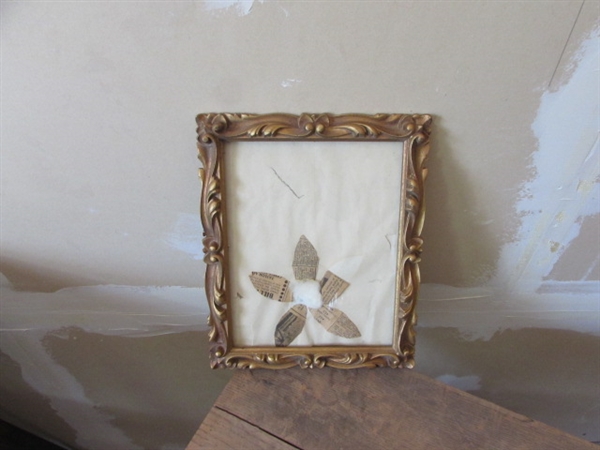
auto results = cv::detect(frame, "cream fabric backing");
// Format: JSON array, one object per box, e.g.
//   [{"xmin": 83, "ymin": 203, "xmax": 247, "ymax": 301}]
[{"xmin": 225, "ymin": 141, "xmax": 403, "ymax": 347}]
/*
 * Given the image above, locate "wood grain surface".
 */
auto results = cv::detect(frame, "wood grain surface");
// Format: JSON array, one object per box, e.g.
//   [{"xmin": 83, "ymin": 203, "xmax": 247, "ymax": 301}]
[{"xmin": 187, "ymin": 368, "xmax": 597, "ymax": 450}]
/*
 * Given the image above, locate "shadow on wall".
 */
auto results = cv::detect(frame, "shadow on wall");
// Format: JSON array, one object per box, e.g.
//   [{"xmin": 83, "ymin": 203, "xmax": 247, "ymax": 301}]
[
  {"xmin": 0, "ymin": 256, "xmax": 102, "ymax": 292},
  {"xmin": 416, "ymin": 326, "xmax": 600, "ymax": 444},
  {"xmin": 420, "ymin": 117, "xmax": 500, "ymax": 287}
]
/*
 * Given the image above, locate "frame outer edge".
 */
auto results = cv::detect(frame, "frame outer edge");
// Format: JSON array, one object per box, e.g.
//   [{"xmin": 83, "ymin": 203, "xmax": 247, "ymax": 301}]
[
  {"xmin": 196, "ymin": 113, "xmax": 432, "ymax": 369},
  {"xmin": 398, "ymin": 115, "xmax": 432, "ymax": 368},
  {"xmin": 197, "ymin": 120, "xmax": 230, "ymax": 368}
]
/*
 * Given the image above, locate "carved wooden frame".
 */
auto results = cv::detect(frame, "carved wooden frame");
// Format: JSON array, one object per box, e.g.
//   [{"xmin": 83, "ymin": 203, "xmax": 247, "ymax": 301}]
[{"xmin": 196, "ymin": 113, "xmax": 431, "ymax": 369}]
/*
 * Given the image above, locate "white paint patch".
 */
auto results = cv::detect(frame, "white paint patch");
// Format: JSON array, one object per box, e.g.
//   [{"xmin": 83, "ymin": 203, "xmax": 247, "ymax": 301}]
[
  {"xmin": 281, "ymin": 78, "xmax": 302, "ymax": 88},
  {"xmin": 494, "ymin": 30, "xmax": 599, "ymax": 293},
  {"xmin": 419, "ymin": 283, "xmax": 600, "ymax": 340},
  {"xmin": 166, "ymin": 213, "xmax": 204, "ymax": 260},
  {"xmin": 436, "ymin": 374, "xmax": 481, "ymax": 392},
  {"xmin": 0, "ymin": 279, "xmax": 209, "ymax": 338},
  {"xmin": 204, "ymin": 0, "xmax": 263, "ymax": 16},
  {"xmin": 538, "ymin": 280, "xmax": 600, "ymax": 295}
]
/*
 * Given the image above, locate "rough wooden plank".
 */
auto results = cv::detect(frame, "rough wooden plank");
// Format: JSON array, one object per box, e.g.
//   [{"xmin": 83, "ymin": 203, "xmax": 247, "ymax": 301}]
[
  {"xmin": 186, "ymin": 406, "xmax": 297, "ymax": 450},
  {"xmin": 208, "ymin": 368, "xmax": 597, "ymax": 450}
]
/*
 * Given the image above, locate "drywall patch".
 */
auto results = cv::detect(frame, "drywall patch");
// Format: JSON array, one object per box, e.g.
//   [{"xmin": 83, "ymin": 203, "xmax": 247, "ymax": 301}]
[
  {"xmin": 493, "ymin": 30, "xmax": 599, "ymax": 293},
  {"xmin": 1, "ymin": 331, "xmax": 142, "ymax": 450},
  {"xmin": 419, "ymin": 283, "xmax": 599, "ymax": 340},
  {"xmin": 0, "ymin": 350, "xmax": 78, "ymax": 447},
  {"xmin": 204, "ymin": 0, "xmax": 264, "ymax": 16},
  {"xmin": 0, "ymin": 279, "xmax": 214, "ymax": 449},
  {"xmin": 41, "ymin": 328, "xmax": 231, "ymax": 450},
  {"xmin": 0, "ymin": 278, "xmax": 209, "ymax": 337}
]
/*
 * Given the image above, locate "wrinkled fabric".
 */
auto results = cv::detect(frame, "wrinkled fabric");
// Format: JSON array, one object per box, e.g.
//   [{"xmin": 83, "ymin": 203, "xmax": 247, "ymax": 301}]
[{"xmin": 225, "ymin": 141, "xmax": 403, "ymax": 346}]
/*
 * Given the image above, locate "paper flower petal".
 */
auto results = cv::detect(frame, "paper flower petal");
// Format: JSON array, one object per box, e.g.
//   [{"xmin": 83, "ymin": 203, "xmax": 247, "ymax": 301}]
[
  {"xmin": 275, "ymin": 304, "xmax": 307, "ymax": 347},
  {"xmin": 249, "ymin": 272, "xmax": 292, "ymax": 302},
  {"xmin": 319, "ymin": 270, "xmax": 350, "ymax": 305},
  {"xmin": 292, "ymin": 235, "xmax": 319, "ymax": 280},
  {"xmin": 310, "ymin": 307, "xmax": 361, "ymax": 339}
]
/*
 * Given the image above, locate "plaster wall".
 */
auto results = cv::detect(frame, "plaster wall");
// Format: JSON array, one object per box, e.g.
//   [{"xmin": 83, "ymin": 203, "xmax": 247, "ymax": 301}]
[{"xmin": 1, "ymin": 1, "xmax": 598, "ymax": 448}]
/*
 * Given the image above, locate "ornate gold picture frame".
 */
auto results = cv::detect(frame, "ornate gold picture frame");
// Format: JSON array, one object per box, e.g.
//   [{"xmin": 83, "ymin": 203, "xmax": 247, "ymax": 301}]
[{"xmin": 196, "ymin": 113, "xmax": 431, "ymax": 369}]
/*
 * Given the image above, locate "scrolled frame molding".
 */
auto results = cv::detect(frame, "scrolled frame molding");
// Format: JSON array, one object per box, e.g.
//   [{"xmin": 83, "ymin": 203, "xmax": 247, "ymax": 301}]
[{"xmin": 196, "ymin": 113, "xmax": 432, "ymax": 369}]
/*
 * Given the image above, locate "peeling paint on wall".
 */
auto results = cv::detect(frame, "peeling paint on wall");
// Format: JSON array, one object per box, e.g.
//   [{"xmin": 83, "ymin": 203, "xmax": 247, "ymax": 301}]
[
  {"xmin": 493, "ymin": 29, "xmax": 599, "ymax": 293},
  {"xmin": 3, "ymin": 330, "xmax": 143, "ymax": 450},
  {"xmin": 0, "ymin": 273, "xmax": 214, "ymax": 449}
]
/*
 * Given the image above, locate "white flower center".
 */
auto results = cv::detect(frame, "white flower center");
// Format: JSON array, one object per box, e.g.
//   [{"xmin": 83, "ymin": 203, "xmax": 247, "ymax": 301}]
[{"xmin": 292, "ymin": 280, "xmax": 322, "ymax": 309}]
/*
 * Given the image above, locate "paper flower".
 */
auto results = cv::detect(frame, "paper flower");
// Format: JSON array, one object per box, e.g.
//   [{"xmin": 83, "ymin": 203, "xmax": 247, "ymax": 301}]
[{"xmin": 249, "ymin": 235, "xmax": 361, "ymax": 347}]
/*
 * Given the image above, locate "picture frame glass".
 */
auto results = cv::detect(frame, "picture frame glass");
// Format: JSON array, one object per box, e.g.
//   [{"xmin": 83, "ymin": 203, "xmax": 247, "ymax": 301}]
[{"xmin": 226, "ymin": 140, "xmax": 403, "ymax": 348}]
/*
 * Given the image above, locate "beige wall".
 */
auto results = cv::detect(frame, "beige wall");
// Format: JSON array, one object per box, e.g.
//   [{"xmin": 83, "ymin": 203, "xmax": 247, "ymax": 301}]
[{"xmin": 1, "ymin": 1, "xmax": 598, "ymax": 449}]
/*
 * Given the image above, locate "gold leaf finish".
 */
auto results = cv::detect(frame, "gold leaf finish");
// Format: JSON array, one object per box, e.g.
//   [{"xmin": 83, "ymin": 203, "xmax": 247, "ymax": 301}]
[
  {"xmin": 197, "ymin": 113, "xmax": 428, "ymax": 140},
  {"xmin": 197, "ymin": 113, "xmax": 431, "ymax": 369}
]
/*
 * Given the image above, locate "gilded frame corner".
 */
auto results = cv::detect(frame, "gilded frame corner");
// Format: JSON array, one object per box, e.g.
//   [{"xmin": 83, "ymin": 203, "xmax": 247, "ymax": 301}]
[{"xmin": 196, "ymin": 113, "xmax": 431, "ymax": 369}]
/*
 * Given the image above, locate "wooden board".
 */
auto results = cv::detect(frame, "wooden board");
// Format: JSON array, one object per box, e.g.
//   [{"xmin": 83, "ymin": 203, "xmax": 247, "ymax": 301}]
[
  {"xmin": 187, "ymin": 368, "xmax": 597, "ymax": 450},
  {"xmin": 186, "ymin": 407, "xmax": 296, "ymax": 450}
]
